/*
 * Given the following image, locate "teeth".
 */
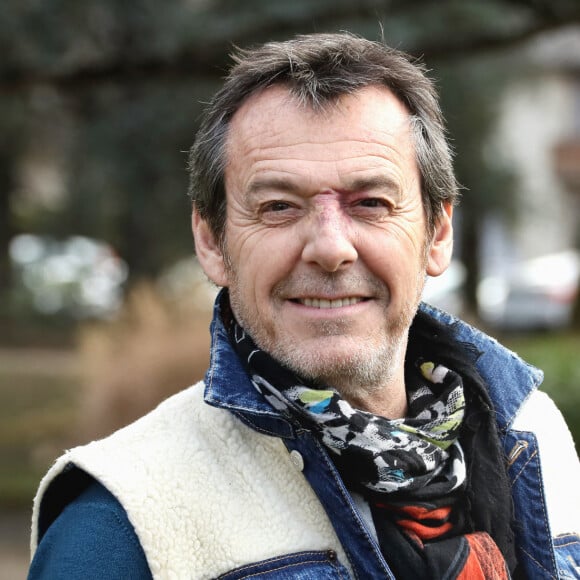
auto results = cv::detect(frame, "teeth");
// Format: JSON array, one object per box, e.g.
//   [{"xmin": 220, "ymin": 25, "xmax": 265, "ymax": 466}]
[{"xmin": 301, "ymin": 297, "xmax": 363, "ymax": 309}]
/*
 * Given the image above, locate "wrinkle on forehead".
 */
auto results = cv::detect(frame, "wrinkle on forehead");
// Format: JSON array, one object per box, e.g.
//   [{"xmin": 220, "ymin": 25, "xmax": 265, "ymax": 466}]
[
  {"xmin": 225, "ymin": 86, "xmax": 419, "ymax": 204},
  {"xmin": 226, "ymin": 85, "xmax": 414, "ymax": 162}
]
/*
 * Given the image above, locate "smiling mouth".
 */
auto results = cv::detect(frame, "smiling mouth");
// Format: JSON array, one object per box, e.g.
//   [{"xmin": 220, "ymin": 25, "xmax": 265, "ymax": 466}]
[{"xmin": 294, "ymin": 297, "xmax": 367, "ymax": 309}]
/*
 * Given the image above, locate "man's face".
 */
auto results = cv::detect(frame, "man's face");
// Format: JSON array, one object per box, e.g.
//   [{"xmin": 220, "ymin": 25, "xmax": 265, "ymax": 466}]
[{"xmin": 194, "ymin": 85, "xmax": 452, "ymax": 404}]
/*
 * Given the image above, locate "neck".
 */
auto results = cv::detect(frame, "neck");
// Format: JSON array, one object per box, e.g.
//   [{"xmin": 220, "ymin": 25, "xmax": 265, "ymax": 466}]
[
  {"xmin": 338, "ymin": 365, "xmax": 408, "ymax": 419},
  {"xmin": 328, "ymin": 332, "xmax": 410, "ymax": 419}
]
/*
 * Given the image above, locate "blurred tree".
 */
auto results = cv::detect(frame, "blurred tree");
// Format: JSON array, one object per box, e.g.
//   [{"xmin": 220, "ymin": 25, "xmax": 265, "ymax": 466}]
[
  {"xmin": 2, "ymin": 0, "xmax": 579, "ymax": 87},
  {"xmin": 436, "ymin": 55, "xmax": 517, "ymax": 314},
  {"xmin": 59, "ymin": 81, "xmax": 213, "ymax": 283},
  {"xmin": 0, "ymin": 95, "xmax": 28, "ymax": 321},
  {"xmin": 0, "ymin": 0, "xmax": 579, "ymax": 321},
  {"xmin": 553, "ymin": 139, "xmax": 580, "ymax": 329},
  {"xmin": 0, "ymin": 147, "xmax": 17, "ymax": 314}
]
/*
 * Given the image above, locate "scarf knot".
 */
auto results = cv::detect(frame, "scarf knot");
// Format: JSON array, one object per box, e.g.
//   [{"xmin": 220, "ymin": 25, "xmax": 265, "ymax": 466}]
[{"xmin": 229, "ymin": 319, "xmax": 467, "ymax": 497}]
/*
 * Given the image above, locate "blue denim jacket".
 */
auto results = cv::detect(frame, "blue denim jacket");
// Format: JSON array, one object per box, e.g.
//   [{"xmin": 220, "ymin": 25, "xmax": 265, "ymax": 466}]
[
  {"xmin": 30, "ymin": 299, "xmax": 579, "ymax": 579},
  {"xmin": 204, "ymin": 299, "xmax": 579, "ymax": 579}
]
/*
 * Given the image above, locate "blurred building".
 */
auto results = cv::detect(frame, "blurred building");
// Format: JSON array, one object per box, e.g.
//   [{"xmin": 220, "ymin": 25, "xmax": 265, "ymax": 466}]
[
  {"xmin": 488, "ymin": 25, "xmax": 580, "ymax": 264},
  {"xmin": 477, "ymin": 26, "xmax": 580, "ymax": 329}
]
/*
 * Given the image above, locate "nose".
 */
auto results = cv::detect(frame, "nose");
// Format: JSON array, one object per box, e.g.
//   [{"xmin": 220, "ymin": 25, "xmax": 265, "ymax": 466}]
[{"xmin": 301, "ymin": 206, "xmax": 358, "ymax": 272}]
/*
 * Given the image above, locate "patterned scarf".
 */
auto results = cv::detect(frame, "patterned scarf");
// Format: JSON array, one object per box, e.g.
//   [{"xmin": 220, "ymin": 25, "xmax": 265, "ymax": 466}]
[
  {"xmin": 231, "ymin": 324, "xmax": 468, "ymax": 497},
  {"xmin": 225, "ymin": 309, "xmax": 510, "ymax": 579}
]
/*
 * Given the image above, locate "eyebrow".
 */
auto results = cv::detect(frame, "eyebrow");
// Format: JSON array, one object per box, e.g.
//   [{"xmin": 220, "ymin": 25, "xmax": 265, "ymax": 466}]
[
  {"xmin": 245, "ymin": 177, "xmax": 302, "ymax": 199},
  {"xmin": 244, "ymin": 174, "xmax": 401, "ymax": 200},
  {"xmin": 340, "ymin": 175, "xmax": 401, "ymax": 197}
]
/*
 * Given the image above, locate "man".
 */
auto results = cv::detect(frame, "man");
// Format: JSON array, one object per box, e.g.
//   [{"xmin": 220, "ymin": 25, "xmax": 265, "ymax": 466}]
[{"xmin": 29, "ymin": 33, "xmax": 579, "ymax": 579}]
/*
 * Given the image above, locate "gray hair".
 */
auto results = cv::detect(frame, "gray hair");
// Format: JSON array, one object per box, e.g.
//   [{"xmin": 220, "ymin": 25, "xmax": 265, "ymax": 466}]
[{"xmin": 188, "ymin": 32, "xmax": 459, "ymax": 247}]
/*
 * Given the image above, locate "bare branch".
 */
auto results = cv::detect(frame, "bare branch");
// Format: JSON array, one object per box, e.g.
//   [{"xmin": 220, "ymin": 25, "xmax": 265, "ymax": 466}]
[{"xmin": 1, "ymin": 0, "xmax": 579, "ymax": 94}]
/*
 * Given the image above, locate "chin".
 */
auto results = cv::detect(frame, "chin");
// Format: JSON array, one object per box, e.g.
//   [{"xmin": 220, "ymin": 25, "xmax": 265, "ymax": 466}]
[{"xmin": 272, "ymin": 339, "xmax": 401, "ymax": 394}]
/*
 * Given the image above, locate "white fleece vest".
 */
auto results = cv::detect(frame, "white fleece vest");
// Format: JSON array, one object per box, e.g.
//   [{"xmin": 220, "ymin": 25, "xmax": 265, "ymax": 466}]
[{"xmin": 31, "ymin": 382, "xmax": 352, "ymax": 579}]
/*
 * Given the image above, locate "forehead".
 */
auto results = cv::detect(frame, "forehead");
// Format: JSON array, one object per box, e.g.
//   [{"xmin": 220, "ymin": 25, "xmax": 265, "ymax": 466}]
[
  {"xmin": 224, "ymin": 85, "xmax": 418, "ymax": 194},
  {"xmin": 228, "ymin": 84, "xmax": 413, "ymax": 150}
]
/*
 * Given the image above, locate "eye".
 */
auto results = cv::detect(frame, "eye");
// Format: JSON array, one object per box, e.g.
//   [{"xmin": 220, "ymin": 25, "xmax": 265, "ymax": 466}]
[
  {"xmin": 258, "ymin": 199, "xmax": 302, "ymax": 226},
  {"xmin": 356, "ymin": 198, "xmax": 389, "ymax": 208},
  {"xmin": 263, "ymin": 201, "xmax": 292, "ymax": 212},
  {"xmin": 350, "ymin": 196, "xmax": 394, "ymax": 222}
]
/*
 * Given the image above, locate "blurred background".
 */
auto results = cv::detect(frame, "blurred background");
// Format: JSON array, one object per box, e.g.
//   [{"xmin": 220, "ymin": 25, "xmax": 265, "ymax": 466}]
[{"xmin": 1, "ymin": 1, "xmax": 580, "ymax": 576}]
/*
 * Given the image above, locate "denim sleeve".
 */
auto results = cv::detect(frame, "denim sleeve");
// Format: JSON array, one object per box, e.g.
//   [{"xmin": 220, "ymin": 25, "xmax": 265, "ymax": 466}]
[{"xmin": 28, "ymin": 479, "xmax": 152, "ymax": 580}]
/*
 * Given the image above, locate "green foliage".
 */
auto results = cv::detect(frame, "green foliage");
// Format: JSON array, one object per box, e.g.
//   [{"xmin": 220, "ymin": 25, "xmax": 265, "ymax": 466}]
[
  {"xmin": 61, "ymin": 80, "xmax": 218, "ymax": 280},
  {"xmin": 505, "ymin": 331, "xmax": 580, "ymax": 448},
  {"xmin": 2, "ymin": 0, "xmax": 578, "ymax": 83}
]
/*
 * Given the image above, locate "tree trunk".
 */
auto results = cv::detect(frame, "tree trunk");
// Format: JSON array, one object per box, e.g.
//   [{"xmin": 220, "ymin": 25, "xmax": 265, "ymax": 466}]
[
  {"xmin": 0, "ymin": 160, "xmax": 15, "ymax": 318},
  {"xmin": 460, "ymin": 209, "xmax": 481, "ymax": 320}
]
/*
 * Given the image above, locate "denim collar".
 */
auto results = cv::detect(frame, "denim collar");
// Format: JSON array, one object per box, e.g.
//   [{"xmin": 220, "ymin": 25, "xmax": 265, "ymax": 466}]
[
  {"xmin": 419, "ymin": 303, "xmax": 543, "ymax": 430},
  {"xmin": 203, "ymin": 291, "xmax": 542, "ymax": 436},
  {"xmin": 203, "ymin": 291, "xmax": 297, "ymax": 438}
]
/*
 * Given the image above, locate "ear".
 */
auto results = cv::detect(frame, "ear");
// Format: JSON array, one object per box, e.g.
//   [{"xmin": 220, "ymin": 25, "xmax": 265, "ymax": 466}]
[
  {"xmin": 426, "ymin": 203, "xmax": 454, "ymax": 277},
  {"xmin": 192, "ymin": 210, "xmax": 229, "ymax": 287}
]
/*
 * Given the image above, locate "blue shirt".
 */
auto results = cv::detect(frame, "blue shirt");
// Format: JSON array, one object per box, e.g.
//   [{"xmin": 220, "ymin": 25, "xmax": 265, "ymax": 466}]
[{"xmin": 29, "ymin": 480, "xmax": 151, "ymax": 579}]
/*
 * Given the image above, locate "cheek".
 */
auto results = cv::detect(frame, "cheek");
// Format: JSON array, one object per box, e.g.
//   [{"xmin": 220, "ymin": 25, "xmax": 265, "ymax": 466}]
[
  {"xmin": 227, "ymin": 222, "xmax": 281, "ymax": 264},
  {"xmin": 246, "ymin": 229, "xmax": 301, "ymax": 267},
  {"xmin": 358, "ymin": 227, "xmax": 415, "ymax": 266},
  {"xmin": 225, "ymin": 238, "xmax": 282, "ymax": 303},
  {"xmin": 357, "ymin": 230, "xmax": 426, "ymax": 289}
]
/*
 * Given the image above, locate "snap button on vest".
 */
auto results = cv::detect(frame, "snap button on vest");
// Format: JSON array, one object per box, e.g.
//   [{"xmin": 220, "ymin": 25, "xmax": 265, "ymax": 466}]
[{"xmin": 289, "ymin": 450, "xmax": 305, "ymax": 471}]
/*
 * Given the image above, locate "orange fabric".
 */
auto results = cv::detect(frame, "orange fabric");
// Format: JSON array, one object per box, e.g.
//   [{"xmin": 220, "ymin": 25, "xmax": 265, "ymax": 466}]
[
  {"xmin": 398, "ymin": 505, "xmax": 452, "ymax": 521},
  {"xmin": 398, "ymin": 518, "xmax": 453, "ymax": 540},
  {"xmin": 373, "ymin": 503, "xmax": 508, "ymax": 577},
  {"xmin": 375, "ymin": 503, "xmax": 454, "ymax": 541},
  {"xmin": 457, "ymin": 533, "xmax": 509, "ymax": 580}
]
